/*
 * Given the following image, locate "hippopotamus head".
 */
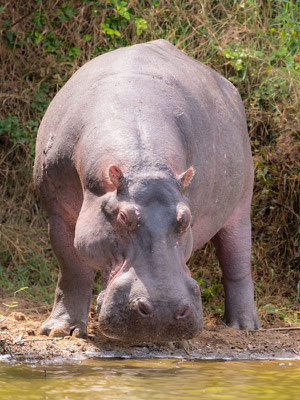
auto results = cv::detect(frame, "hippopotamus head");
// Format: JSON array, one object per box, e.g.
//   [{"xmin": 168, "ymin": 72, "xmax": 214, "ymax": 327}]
[{"xmin": 74, "ymin": 165, "xmax": 202, "ymax": 342}]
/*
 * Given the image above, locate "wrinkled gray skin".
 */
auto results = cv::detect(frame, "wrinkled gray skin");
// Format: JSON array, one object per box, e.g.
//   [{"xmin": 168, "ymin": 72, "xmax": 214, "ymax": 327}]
[{"xmin": 34, "ymin": 40, "xmax": 260, "ymax": 343}]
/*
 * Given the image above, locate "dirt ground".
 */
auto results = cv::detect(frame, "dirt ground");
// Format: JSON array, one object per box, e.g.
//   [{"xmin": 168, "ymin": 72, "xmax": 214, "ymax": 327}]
[{"xmin": 1, "ymin": 298, "xmax": 299, "ymax": 362}]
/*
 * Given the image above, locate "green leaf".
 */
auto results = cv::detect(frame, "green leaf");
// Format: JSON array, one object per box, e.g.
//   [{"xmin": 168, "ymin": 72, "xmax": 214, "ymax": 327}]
[
  {"xmin": 101, "ymin": 23, "xmax": 121, "ymax": 37},
  {"xmin": 14, "ymin": 287, "xmax": 29, "ymax": 295},
  {"xmin": 3, "ymin": 301, "xmax": 18, "ymax": 308},
  {"xmin": 5, "ymin": 30, "xmax": 16, "ymax": 44},
  {"xmin": 135, "ymin": 18, "xmax": 147, "ymax": 36}
]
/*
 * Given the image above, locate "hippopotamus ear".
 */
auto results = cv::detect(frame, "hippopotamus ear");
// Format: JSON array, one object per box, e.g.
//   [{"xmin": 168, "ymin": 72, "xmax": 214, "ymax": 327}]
[
  {"xmin": 109, "ymin": 165, "xmax": 124, "ymax": 189},
  {"xmin": 177, "ymin": 166, "xmax": 195, "ymax": 191}
]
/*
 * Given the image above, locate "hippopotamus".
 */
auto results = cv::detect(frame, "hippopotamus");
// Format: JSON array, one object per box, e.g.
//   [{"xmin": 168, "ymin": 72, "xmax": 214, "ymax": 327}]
[{"xmin": 34, "ymin": 39, "xmax": 259, "ymax": 342}]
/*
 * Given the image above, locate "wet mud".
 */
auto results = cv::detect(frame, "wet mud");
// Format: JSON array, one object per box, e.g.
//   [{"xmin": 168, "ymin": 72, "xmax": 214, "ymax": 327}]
[{"xmin": 1, "ymin": 298, "xmax": 299, "ymax": 362}]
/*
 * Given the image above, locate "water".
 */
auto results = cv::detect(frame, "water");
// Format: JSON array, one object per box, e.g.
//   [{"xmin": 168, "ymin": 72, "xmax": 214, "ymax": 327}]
[{"xmin": 0, "ymin": 358, "xmax": 299, "ymax": 399}]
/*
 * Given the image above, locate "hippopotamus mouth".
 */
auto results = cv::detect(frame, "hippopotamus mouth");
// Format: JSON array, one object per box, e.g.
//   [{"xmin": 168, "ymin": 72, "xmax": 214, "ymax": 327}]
[
  {"xmin": 96, "ymin": 259, "xmax": 128, "ymax": 313},
  {"xmin": 107, "ymin": 259, "xmax": 128, "ymax": 289}
]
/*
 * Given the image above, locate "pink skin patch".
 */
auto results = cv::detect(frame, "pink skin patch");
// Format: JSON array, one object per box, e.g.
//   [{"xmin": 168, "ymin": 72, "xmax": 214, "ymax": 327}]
[
  {"xmin": 107, "ymin": 259, "xmax": 128, "ymax": 288},
  {"xmin": 177, "ymin": 210, "xmax": 183, "ymax": 221}
]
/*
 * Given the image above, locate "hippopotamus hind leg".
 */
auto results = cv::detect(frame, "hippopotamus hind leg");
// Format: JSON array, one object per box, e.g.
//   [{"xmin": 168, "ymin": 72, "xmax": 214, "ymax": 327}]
[{"xmin": 212, "ymin": 204, "xmax": 260, "ymax": 330}]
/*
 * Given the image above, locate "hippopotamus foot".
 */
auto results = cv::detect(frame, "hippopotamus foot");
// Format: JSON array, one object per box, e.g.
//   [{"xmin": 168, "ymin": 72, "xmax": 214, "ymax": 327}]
[
  {"xmin": 221, "ymin": 277, "xmax": 260, "ymax": 330},
  {"xmin": 212, "ymin": 203, "xmax": 260, "ymax": 330},
  {"xmin": 39, "ymin": 289, "xmax": 91, "ymax": 338},
  {"xmin": 39, "ymin": 214, "xmax": 94, "ymax": 338},
  {"xmin": 40, "ymin": 313, "xmax": 88, "ymax": 338}
]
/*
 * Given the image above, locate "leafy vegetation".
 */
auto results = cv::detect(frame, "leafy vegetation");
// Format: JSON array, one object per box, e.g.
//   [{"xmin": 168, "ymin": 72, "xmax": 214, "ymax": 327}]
[{"xmin": 0, "ymin": 1, "xmax": 299, "ymax": 322}]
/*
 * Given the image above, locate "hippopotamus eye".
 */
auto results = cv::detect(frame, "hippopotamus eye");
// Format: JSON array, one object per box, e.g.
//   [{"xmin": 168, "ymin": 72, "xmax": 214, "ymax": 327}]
[
  {"xmin": 118, "ymin": 211, "xmax": 128, "ymax": 226},
  {"xmin": 116, "ymin": 206, "xmax": 140, "ymax": 231}
]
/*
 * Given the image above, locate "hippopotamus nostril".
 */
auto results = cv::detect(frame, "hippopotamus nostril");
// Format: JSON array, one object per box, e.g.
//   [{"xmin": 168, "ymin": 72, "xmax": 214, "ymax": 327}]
[
  {"xmin": 175, "ymin": 304, "xmax": 190, "ymax": 320},
  {"xmin": 133, "ymin": 297, "xmax": 153, "ymax": 317}
]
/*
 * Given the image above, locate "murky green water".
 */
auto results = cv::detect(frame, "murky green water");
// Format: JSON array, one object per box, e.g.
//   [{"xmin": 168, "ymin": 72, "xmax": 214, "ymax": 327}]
[{"xmin": 0, "ymin": 358, "xmax": 299, "ymax": 399}]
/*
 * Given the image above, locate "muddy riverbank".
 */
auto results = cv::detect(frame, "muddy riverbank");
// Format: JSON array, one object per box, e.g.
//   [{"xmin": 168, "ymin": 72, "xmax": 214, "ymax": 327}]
[{"xmin": 1, "ymin": 298, "xmax": 299, "ymax": 361}]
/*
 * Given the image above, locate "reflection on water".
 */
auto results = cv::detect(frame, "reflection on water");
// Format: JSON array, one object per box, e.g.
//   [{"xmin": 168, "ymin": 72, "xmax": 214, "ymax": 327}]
[{"xmin": 0, "ymin": 358, "xmax": 300, "ymax": 400}]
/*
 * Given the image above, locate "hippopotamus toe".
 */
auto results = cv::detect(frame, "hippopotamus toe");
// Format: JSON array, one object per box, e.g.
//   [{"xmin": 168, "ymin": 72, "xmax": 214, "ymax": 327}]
[{"xmin": 39, "ymin": 317, "xmax": 88, "ymax": 338}]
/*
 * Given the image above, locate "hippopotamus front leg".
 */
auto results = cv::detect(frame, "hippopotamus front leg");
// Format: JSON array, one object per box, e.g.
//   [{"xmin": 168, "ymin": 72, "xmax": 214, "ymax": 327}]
[
  {"xmin": 39, "ymin": 213, "xmax": 94, "ymax": 338},
  {"xmin": 212, "ymin": 202, "xmax": 260, "ymax": 330}
]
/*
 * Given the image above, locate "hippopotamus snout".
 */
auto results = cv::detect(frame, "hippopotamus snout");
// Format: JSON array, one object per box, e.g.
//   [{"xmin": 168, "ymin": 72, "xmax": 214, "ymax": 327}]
[
  {"xmin": 97, "ymin": 268, "xmax": 203, "ymax": 343},
  {"xmin": 131, "ymin": 297, "xmax": 190, "ymax": 319}
]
